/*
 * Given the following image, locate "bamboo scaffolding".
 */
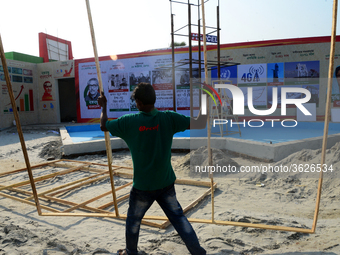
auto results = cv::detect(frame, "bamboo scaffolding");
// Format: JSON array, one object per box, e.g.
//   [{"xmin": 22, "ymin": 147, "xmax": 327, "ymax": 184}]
[
  {"xmin": 0, "ymin": 160, "xmax": 216, "ymax": 229},
  {"xmin": 312, "ymin": 0, "xmax": 338, "ymax": 233},
  {"xmin": 0, "ymin": 34, "xmax": 42, "ymax": 215},
  {"xmin": 1, "ymin": 160, "xmax": 318, "ymax": 232},
  {"xmin": 85, "ymin": 0, "xmax": 119, "ymax": 217}
]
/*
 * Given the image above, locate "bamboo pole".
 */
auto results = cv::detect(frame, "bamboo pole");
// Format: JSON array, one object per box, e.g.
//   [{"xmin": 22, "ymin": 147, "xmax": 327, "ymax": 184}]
[
  {"xmin": 85, "ymin": 0, "xmax": 119, "ymax": 217},
  {"xmin": 0, "ymin": 163, "xmax": 90, "ymax": 192},
  {"xmin": 0, "ymin": 191, "xmax": 60, "ymax": 213},
  {"xmin": 312, "ymin": 0, "xmax": 338, "ymax": 233},
  {"xmin": 63, "ymin": 181, "xmax": 132, "ymax": 213},
  {"xmin": 42, "ymin": 195, "xmax": 110, "ymax": 214},
  {"xmin": 201, "ymin": 0, "xmax": 215, "ymax": 223},
  {"xmin": 0, "ymin": 185, "xmax": 109, "ymax": 214},
  {"xmin": 24, "ymin": 171, "xmax": 109, "ymax": 201},
  {"xmin": 40, "ymin": 211, "xmax": 313, "ymax": 233},
  {"xmin": 0, "ymin": 35, "xmax": 43, "ymax": 215},
  {"xmin": 62, "ymin": 159, "xmax": 133, "ymax": 170},
  {"xmin": 48, "ymin": 175, "xmax": 110, "ymax": 197},
  {"xmin": 0, "ymin": 159, "xmax": 61, "ymax": 178},
  {"xmin": 98, "ymin": 193, "xmax": 130, "ymax": 210},
  {"xmin": 175, "ymin": 179, "xmax": 215, "ymax": 187}
]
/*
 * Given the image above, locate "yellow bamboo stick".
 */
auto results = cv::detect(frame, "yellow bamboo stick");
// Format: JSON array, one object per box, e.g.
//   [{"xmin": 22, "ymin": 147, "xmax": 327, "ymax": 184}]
[
  {"xmin": 0, "ymin": 163, "xmax": 90, "ymax": 192},
  {"xmin": 48, "ymin": 175, "xmax": 110, "ymax": 197},
  {"xmin": 40, "ymin": 212, "xmax": 313, "ymax": 233},
  {"xmin": 63, "ymin": 181, "xmax": 132, "ymax": 213},
  {"xmin": 24, "ymin": 171, "xmax": 109, "ymax": 201},
  {"xmin": 0, "ymin": 160, "xmax": 60, "ymax": 178},
  {"xmin": 0, "ymin": 192, "xmax": 60, "ymax": 213},
  {"xmin": 0, "ymin": 34, "xmax": 43, "ymax": 215},
  {"xmin": 312, "ymin": 0, "xmax": 338, "ymax": 233},
  {"xmin": 85, "ymin": 0, "xmax": 119, "ymax": 217}
]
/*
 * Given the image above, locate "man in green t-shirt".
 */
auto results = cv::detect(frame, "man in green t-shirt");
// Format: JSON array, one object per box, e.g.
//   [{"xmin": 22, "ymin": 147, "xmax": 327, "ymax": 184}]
[{"xmin": 98, "ymin": 82, "xmax": 207, "ymax": 255}]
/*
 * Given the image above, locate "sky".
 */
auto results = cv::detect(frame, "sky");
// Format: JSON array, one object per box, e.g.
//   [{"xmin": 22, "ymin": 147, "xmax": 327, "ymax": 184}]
[{"xmin": 0, "ymin": 0, "xmax": 338, "ymax": 60}]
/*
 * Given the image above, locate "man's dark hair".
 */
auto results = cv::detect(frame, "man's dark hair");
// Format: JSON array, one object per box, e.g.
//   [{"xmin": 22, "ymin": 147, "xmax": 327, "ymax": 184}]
[
  {"xmin": 132, "ymin": 82, "xmax": 156, "ymax": 105},
  {"xmin": 335, "ymin": 66, "xmax": 340, "ymax": 77}
]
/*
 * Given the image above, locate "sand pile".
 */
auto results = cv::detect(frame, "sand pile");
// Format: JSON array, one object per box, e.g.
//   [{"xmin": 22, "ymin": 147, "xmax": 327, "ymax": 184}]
[
  {"xmin": 270, "ymin": 141, "xmax": 340, "ymax": 179},
  {"xmin": 173, "ymin": 146, "xmax": 240, "ymax": 178}
]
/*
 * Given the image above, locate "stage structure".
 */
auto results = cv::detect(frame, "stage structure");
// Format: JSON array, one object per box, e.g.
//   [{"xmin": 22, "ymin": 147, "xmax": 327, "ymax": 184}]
[{"xmin": 169, "ymin": 0, "xmax": 239, "ymax": 117}]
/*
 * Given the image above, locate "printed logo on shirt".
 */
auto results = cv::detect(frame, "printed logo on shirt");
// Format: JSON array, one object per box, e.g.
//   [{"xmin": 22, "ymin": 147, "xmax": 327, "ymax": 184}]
[{"xmin": 139, "ymin": 124, "xmax": 159, "ymax": 132}]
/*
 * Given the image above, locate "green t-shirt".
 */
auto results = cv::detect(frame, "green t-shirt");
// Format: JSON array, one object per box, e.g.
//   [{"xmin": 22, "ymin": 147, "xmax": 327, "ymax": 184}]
[{"xmin": 106, "ymin": 109, "xmax": 190, "ymax": 191}]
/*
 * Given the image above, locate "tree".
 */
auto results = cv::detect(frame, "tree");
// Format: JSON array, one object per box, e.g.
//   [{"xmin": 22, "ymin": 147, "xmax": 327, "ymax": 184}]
[{"xmin": 170, "ymin": 41, "xmax": 186, "ymax": 47}]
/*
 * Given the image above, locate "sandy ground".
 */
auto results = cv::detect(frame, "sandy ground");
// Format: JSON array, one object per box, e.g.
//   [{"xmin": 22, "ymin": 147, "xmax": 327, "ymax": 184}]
[{"xmin": 0, "ymin": 127, "xmax": 339, "ymax": 255}]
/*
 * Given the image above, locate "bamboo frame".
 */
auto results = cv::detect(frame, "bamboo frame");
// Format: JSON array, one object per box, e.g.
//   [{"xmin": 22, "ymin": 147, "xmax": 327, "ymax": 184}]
[
  {"xmin": 0, "ymin": 159, "xmax": 216, "ymax": 229},
  {"xmin": 0, "ymin": 158, "xmax": 319, "ymax": 233}
]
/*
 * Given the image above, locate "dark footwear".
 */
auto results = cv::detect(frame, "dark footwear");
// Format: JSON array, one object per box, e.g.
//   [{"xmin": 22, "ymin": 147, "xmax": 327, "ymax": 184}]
[{"xmin": 117, "ymin": 249, "xmax": 128, "ymax": 255}]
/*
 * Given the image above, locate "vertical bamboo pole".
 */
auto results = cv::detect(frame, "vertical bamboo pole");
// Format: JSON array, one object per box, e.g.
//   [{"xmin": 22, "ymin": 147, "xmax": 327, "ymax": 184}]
[
  {"xmin": 171, "ymin": 13, "xmax": 176, "ymax": 112},
  {"xmin": 0, "ymin": 34, "xmax": 42, "ymax": 215},
  {"xmin": 188, "ymin": 1, "xmax": 193, "ymax": 118},
  {"xmin": 85, "ymin": 0, "xmax": 119, "ymax": 217},
  {"xmin": 312, "ymin": 0, "xmax": 338, "ymax": 233},
  {"xmin": 201, "ymin": 0, "xmax": 214, "ymax": 223}
]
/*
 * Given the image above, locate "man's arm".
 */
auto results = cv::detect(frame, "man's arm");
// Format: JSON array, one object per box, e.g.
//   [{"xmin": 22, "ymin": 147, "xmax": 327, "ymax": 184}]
[
  {"xmin": 98, "ymin": 91, "xmax": 109, "ymax": 131},
  {"xmin": 188, "ymin": 110, "xmax": 207, "ymax": 129}
]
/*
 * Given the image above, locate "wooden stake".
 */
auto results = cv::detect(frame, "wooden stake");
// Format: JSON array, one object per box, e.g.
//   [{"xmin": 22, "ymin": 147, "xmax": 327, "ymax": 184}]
[
  {"xmin": 85, "ymin": 0, "xmax": 119, "ymax": 217},
  {"xmin": 312, "ymin": 0, "xmax": 338, "ymax": 233},
  {"xmin": 201, "ymin": 0, "xmax": 214, "ymax": 223},
  {"xmin": 0, "ymin": 34, "xmax": 42, "ymax": 215}
]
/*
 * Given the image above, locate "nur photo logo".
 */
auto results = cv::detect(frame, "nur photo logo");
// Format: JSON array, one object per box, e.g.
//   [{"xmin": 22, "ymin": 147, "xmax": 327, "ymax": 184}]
[{"xmin": 199, "ymin": 82, "xmax": 312, "ymax": 128}]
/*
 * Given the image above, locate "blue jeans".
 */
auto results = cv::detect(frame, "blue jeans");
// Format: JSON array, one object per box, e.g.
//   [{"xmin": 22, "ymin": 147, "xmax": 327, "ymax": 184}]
[{"xmin": 125, "ymin": 183, "xmax": 206, "ymax": 255}]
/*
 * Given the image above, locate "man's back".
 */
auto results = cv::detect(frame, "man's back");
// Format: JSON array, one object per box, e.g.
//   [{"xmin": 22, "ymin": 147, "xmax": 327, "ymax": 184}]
[{"xmin": 106, "ymin": 109, "xmax": 190, "ymax": 191}]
